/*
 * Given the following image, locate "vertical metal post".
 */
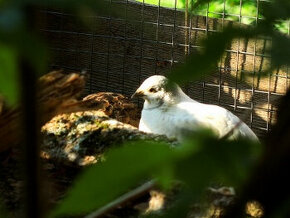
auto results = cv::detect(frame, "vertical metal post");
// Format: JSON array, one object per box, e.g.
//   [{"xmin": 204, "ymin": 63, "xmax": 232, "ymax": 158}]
[
  {"xmin": 20, "ymin": 61, "xmax": 42, "ymax": 218},
  {"xmin": 286, "ymin": 19, "xmax": 290, "ymax": 92},
  {"xmin": 233, "ymin": 0, "xmax": 243, "ymax": 112},
  {"xmin": 89, "ymin": 14, "xmax": 97, "ymax": 93},
  {"xmin": 251, "ymin": 0, "xmax": 260, "ymax": 128},
  {"xmin": 105, "ymin": 0, "xmax": 113, "ymax": 91},
  {"xmin": 170, "ymin": 0, "xmax": 177, "ymax": 68},
  {"xmin": 218, "ymin": 0, "xmax": 226, "ymax": 105},
  {"xmin": 21, "ymin": 6, "xmax": 42, "ymax": 218},
  {"xmin": 202, "ymin": 2, "xmax": 210, "ymax": 103},
  {"xmin": 154, "ymin": 0, "xmax": 161, "ymax": 75},
  {"xmin": 138, "ymin": 0, "xmax": 145, "ymax": 106},
  {"xmin": 185, "ymin": 0, "xmax": 189, "ymax": 55},
  {"xmin": 122, "ymin": 0, "xmax": 129, "ymax": 94}
]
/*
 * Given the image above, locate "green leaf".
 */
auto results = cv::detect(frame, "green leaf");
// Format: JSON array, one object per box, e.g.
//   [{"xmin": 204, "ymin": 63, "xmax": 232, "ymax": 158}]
[
  {"xmin": 271, "ymin": 32, "xmax": 290, "ymax": 68},
  {"xmin": 176, "ymin": 135, "xmax": 262, "ymax": 190},
  {"xmin": 0, "ymin": 43, "xmax": 19, "ymax": 105},
  {"xmin": 260, "ymin": 0, "xmax": 290, "ymax": 21},
  {"xmin": 152, "ymin": 134, "xmax": 261, "ymax": 218},
  {"xmin": 169, "ymin": 26, "xmax": 255, "ymax": 84},
  {"xmin": 154, "ymin": 164, "xmax": 175, "ymax": 190},
  {"xmin": 50, "ymin": 141, "xmax": 176, "ymax": 217},
  {"xmin": 51, "ymin": 129, "xmax": 261, "ymax": 218},
  {"xmin": 136, "ymin": 0, "xmax": 185, "ymax": 9}
]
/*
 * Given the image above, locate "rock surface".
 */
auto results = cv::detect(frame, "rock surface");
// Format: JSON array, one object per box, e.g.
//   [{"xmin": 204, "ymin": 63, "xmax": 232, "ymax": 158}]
[
  {"xmin": 41, "ymin": 110, "xmax": 177, "ymax": 167},
  {"xmin": 82, "ymin": 92, "xmax": 140, "ymax": 127}
]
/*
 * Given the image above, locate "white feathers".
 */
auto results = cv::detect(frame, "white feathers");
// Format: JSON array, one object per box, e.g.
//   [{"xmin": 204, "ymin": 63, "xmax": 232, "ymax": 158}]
[{"xmin": 133, "ymin": 75, "xmax": 259, "ymax": 142}]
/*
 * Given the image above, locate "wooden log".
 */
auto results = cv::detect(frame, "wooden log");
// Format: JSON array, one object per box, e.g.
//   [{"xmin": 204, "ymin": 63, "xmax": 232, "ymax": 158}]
[{"xmin": 0, "ymin": 70, "xmax": 87, "ymax": 152}]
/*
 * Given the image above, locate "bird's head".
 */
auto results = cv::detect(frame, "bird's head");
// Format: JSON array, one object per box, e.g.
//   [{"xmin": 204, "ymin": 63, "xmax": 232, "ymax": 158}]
[{"xmin": 132, "ymin": 75, "xmax": 184, "ymax": 109}]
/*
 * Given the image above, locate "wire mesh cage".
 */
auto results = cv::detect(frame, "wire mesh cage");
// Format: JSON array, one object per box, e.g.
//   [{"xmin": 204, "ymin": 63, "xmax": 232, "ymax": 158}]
[{"xmin": 39, "ymin": 0, "xmax": 290, "ymax": 138}]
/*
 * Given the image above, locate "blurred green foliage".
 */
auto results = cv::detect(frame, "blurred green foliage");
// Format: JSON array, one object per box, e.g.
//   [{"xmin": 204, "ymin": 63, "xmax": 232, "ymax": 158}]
[
  {"xmin": 137, "ymin": 0, "xmax": 185, "ymax": 8},
  {"xmin": 137, "ymin": 0, "xmax": 289, "ymax": 32},
  {"xmin": 51, "ymin": 133, "xmax": 261, "ymax": 217},
  {"xmin": 0, "ymin": 43, "xmax": 19, "ymax": 105},
  {"xmin": 0, "ymin": 0, "xmax": 111, "ymax": 106},
  {"xmin": 170, "ymin": 0, "xmax": 290, "ymax": 84},
  {"xmin": 169, "ymin": 26, "xmax": 255, "ymax": 83},
  {"xmin": 51, "ymin": 141, "xmax": 177, "ymax": 217}
]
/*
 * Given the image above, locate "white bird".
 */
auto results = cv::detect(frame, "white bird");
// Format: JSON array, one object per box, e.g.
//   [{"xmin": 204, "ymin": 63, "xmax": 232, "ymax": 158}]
[{"xmin": 132, "ymin": 75, "xmax": 259, "ymax": 142}]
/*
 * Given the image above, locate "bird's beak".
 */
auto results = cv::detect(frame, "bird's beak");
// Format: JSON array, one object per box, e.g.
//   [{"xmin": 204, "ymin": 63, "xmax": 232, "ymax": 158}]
[{"xmin": 131, "ymin": 90, "xmax": 145, "ymax": 99}]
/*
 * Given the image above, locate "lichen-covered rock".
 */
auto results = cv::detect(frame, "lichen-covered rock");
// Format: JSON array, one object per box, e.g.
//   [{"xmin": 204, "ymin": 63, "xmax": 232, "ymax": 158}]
[{"xmin": 41, "ymin": 110, "xmax": 178, "ymax": 166}]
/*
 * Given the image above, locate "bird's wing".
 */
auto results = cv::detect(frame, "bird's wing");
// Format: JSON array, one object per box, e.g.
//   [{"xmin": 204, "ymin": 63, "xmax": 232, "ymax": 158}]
[
  {"xmin": 214, "ymin": 106, "xmax": 259, "ymax": 141},
  {"xmin": 230, "ymin": 120, "xmax": 259, "ymax": 141},
  {"xmin": 174, "ymin": 102, "xmax": 258, "ymax": 141},
  {"xmin": 174, "ymin": 102, "xmax": 229, "ymax": 135}
]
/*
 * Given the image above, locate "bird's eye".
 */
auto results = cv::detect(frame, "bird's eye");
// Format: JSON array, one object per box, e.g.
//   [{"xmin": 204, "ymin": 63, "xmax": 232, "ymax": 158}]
[{"xmin": 149, "ymin": 88, "xmax": 157, "ymax": 93}]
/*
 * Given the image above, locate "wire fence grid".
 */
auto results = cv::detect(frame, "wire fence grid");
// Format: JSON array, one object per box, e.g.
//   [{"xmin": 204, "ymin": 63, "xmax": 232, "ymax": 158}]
[{"xmin": 38, "ymin": 0, "xmax": 290, "ymax": 138}]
